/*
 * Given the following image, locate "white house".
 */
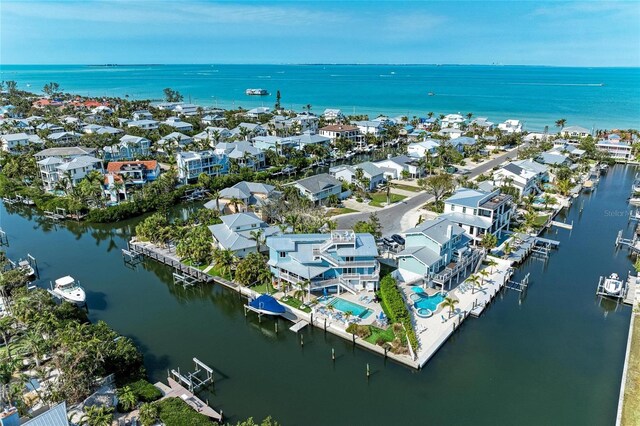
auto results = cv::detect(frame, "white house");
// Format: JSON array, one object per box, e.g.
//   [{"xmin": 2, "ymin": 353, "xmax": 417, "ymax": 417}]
[
  {"xmin": 318, "ymin": 124, "xmax": 361, "ymax": 143},
  {"xmin": 37, "ymin": 155, "xmax": 104, "ymax": 193},
  {"xmin": 441, "ymin": 114, "xmax": 466, "ymax": 129},
  {"xmin": 209, "ymin": 212, "xmax": 281, "ymax": 258},
  {"xmin": 1, "ymin": 133, "xmax": 43, "ymax": 153},
  {"xmin": 407, "ymin": 139, "xmax": 440, "ymax": 158},
  {"xmin": 329, "ymin": 162, "xmax": 385, "ymax": 191},
  {"xmin": 438, "ymin": 128, "xmax": 464, "ymax": 139},
  {"xmin": 323, "ymin": 109, "xmax": 345, "ymax": 122},
  {"xmin": 597, "ymin": 135, "xmax": 633, "ymax": 161},
  {"xmin": 498, "ymin": 119, "xmax": 523, "ymax": 134},
  {"xmin": 127, "ymin": 120, "xmax": 159, "ymax": 131},
  {"xmin": 353, "ymin": 120, "xmax": 386, "ymax": 137},
  {"xmin": 441, "ymin": 187, "xmax": 513, "ymax": 245},
  {"xmin": 47, "ymin": 131, "xmax": 81, "ymax": 144},
  {"xmin": 163, "ymin": 117, "xmax": 193, "ymax": 132},
  {"xmin": 492, "ymin": 163, "xmax": 540, "ymax": 196},
  {"xmin": 561, "ymin": 126, "xmax": 591, "ymax": 139},
  {"xmin": 292, "ymin": 173, "xmax": 343, "ymax": 205},
  {"xmin": 173, "ymin": 103, "xmax": 200, "ymax": 116},
  {"xmin": 246, "ymin": 107, "xmax": 271, "ymax": 119},
  {"xmin": 374, "ymin": 155, "xmax": 424, "ymax": 179}
]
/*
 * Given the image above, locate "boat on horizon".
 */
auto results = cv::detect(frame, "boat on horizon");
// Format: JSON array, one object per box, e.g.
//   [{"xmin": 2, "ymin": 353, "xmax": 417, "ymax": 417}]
[
  {"xmin": 603, "ymin": 273, "xmax": 623, "ymax": 296},
  {"xmin": 51, "ymin": 276, "xmax": 86, "ymax": 305},
  {"xmin": 245, "ymin": 88, "xmax": 269, "ymax": 96}
]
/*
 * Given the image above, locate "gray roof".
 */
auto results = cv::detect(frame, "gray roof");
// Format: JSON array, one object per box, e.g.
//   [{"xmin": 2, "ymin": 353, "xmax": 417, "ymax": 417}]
[
  {"xmin": 398, "ymin": 246, "xmax": 441, "ymax": 267},
  {"xmin": 1, "ymin": 132, "xmax": 30, "ymax": 142},
  {"xmin": 537, "ymin": 152, "xmax": 569, "ymax": 165},
  {"xmin": 209, "ymin": 213, "xmax": 280, "ymax": 251},
  {"xmin": 355, "ymin": 162, "xmax": 384, "ymax": 177},
  {"xmin": 440, "ymin": 212, "xmax": 492, "ymax": 230},
  {"xmin": 512, "ymin": 159, "xmax": 548, "ymax": 174},
  {"xmin": 56, "ymin": 155, "xmax": 102, "ymax": 171},
  {"xmin": 405, "ymin": 217, "xmax": 465, "ymax": 246},
  {"xmin": 35, "ymin": 146, "xmax": 96, "ymax": 158},
  {"xmin": 445, "ymin": 188, "xmax": 492, "ymax": 208},
  {"xmin": 23, "ymin": 401, "xmax": 69, "ymax": 426},
  {"xmin": 295, "ymin": 173, "xmax": 341, "ymax": 194}
]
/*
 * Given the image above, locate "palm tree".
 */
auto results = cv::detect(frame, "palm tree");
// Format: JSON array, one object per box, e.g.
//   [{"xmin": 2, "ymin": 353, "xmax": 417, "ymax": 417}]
[
  {"xmin": 344, "ymin": 310, "xmax": 353, "ymax": 324},
  {"xmin": 555, "ymin": 119, "xmax": 567, "ymax": 131},
  {"xmin": 503, "ymin": 241, "xmax": 513, "ymax": 258},
  {"xmin": 138, "ymin": 403, "xmax": 159, "ymax": 426},
  {"xmin": 0, "ymin": 316, "xmax": 15, "ymax": 362},
  {"xmin": 117, "ymin": 386, "xmax": 138, "ymax": 412},
  {"xmin": 441, "ymin": 296, "xmax": 459, "ymax": 319},
  {"xmin": 213, "ymin": 248, "xmax": 236, "ymax": 279},
  {"xmin": 81, "ymin": 405, "xmax": 114, "ymax": 426},
  {"xmin": 541, "ymin": 193, "xmax": 556, "ymax": 210},
  {"xmin": 486, "ymin": 258, "xmax": 498, "ymax": 274},
  {"xmin": 478, "ymin": 269, "xmax": 490, "ymax": 286},
  {"xmin": 228, "ymin": 197, "xmax": 244, "ymax": 213},
  {"xmin": 468, "ymin": 274, "xmax": 482, "ymax": 294},
  {"xmin": 0, "ymin": 358, "xmax": 20, "ymax": 408},
  {"xmin": 249, "ymin": 229, "xmax": 265, "ymax": 253},
  {"xmin": 20, "ymin": 330, "xmax": 46, "ymax": 368}
]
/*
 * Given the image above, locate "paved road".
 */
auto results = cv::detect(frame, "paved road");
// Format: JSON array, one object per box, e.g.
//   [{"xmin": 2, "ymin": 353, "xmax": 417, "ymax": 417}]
[{"xmin": 334, "ymin": 147, "xmax": 520, "ymax": 236}]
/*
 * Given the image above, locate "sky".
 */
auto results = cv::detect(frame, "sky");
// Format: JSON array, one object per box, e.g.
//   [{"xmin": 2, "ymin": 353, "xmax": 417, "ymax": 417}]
[{"xmin": 1, "ymin": 0, "xmax": 639, "ymax": 66}]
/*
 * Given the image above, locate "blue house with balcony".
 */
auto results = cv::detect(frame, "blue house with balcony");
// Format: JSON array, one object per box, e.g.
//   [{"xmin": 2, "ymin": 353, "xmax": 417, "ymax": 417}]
[
  {"xmin": 396, "ymin": 217, "xmax": 481, "ymax": 289},
  {"xmin": 266, "ymin": 231, "xmax": 380, "ymax": 294}
]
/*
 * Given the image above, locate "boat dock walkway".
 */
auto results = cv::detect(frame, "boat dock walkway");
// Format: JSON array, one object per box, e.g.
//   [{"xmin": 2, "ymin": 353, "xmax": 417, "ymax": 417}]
[
  {"xmin": 155, "ymin": 377, "xmax": 222, "ymax": 422},
  {"xmin": 289, "ymin": 320, "xmax": 308, "ymax": 333},
  {"xmin": 549, "ymin": 220, "xmax": 573, "ymax": 230},
  {"xmin": 623, "ymin": 276, "xmax": 639, "ymax": 306}
]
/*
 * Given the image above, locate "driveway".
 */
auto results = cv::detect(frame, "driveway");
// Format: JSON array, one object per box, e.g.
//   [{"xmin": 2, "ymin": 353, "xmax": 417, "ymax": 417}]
[{"xmin": 334, "ymin": 147, "xmax": 520, "ymax": 236}]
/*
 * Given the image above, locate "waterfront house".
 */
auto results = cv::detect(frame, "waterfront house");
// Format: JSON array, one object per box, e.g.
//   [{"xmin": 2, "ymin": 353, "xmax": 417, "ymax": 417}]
[
  {"xmin": 132, "ymin": 110, "xmax": 153, "ymax": 121},
  {"xmin": 47, "ymin": 131, "xmax": 82, "ymax": 145},
  {"xmin": 329, "ymin": 162, "xmax": 385, "ymax": 191},
  {"xmin": 1, "ymin": 132, "xmax": 43, "ymax": 153},
  {"xmin": 127, "ymin": 119, "xmax": 159, "ymax": 131},
  {"xmin": 201, "ymin": 114, "xmax": 225, "ymax": 125},
  {"xmin": 438, "ymin": 128, "xmax": 463, "ymax": 139},
  {"xmin": 214, "ymin": 141, "xmax": 265, "ymax": 170},
  {"xmin": 291, "ymin": 173, "xmax": 343, "ymax": 205},
  {"xmin": 163, "ymin": 117, "xmax": 193, "ymax": 132},
  {"xmin": 245, "ymin": 107, "xmax": 271, "ymax": 119},
  {"xmin": 34, "ymin": 146, "xmax": 97, "ymax": 161},
  {"xmin": 353, "ymin": 120, "xmax": 386, "ymax": 137},
  {"xmin": 536, "ymin": 151, "xmax": 572, "ymax": 167},
  {"xmin": 549, "ymin": 143, "xmax": 586, "ymax": 160},
  {"xmin": 470, "ymin": 117, "xmax": 495, "ymax": 131},
  {"xmin": 440, "ymin": 187, "xmax": 513, "ymax": 245},
  {"xmin": 209, "ymin": 212, "xmax": 281, "ymax": 258},
  {"xmin": 407, "ymin": 139, "xmax": 440, "ymax": 158},
  {"xmin": 266, "ymin": 230, "xmax": 380, "ymax": 293},
  {"xmin": 492, "ymin": 163, "xmax": 540, "ymax": 196},
  {"xmin": 440, "ymin": 114, "xmax": 466, "ymax": 129},
  {"xmin": 561, "ymin": 125, "xmax": 591, "ymax": 139},
  {"xmin": 291, "ymin": 113, "xmax": 320, "ymax": 133},
  {"xmin": 318, "ymin": 124, "xmax": 361, "ymax": 143},
  {"xmin": 176, "ymin": 150, "xmax": 229, "ymax": 183},
  {"xmin": 396, "ymin": 217, "xmax": 477, "ymax": 287},
  {"xmin": 102, "ymin": 135, "xmax": 151, "ymax": 161},
  {"xmin": 296, "ymin": 131, "xmax": 331, "ymax": 150},
  {"xmin": 323, "ymin": 108, "xmax": 345, "ymax": 122},
  {"xmin": 173, "ymin": 103, "xmax": 200, "ymax": 116},
  {"xmin": 193, "ymin": 127, "xmax": 232, "ymax": 145},
  {"xmin": 104, "ymin": 160, "xmax": 160, "ymax": 201},
  {"xmin": 374, "ymin": 155, "xmax": 424, "ymax": 179},
  {"xmin": 596, "ymin": 135, "xmax": 633, "ymax": 161},
  {"xmin": 252, "ymin": 135, "xmax": 300, "ymax": 153},
  {"xmin": 231, "ymin": 123, "xmax": 267, "ymax": 139},
  {"xmin": 498, "ymin": 119, "xmax": 523, "ymax": 134},
  {"xmin": 205, "ymin": 181, "xmax": 278, "ymax": 216},
  {"xmin": 37, "ymin": 155, "xmax": 104, "ymax": 193}
]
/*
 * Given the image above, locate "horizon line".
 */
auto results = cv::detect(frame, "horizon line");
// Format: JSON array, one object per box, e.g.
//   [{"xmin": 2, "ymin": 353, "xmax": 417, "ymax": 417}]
[{"xmin": 1, "ymin": 63, "xmax": 639, "ymax": 69}]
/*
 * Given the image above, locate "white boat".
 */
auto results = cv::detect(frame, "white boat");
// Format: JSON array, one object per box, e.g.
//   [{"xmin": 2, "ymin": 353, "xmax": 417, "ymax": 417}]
[
  {"xmin": 18, "ymin": 260, "xmax": 35, "ymax": 279},
  {"xmin": 603, "ymin": 273, "xmax": 623, "ymax": 296},
  {"xmin": 52, "ymin": 276, "xmax": 86, "ymax": 305},
  {"xmin": 245, "ymin": 88, "xmax": 268, "ymax": 96},
  {"xmin": 632, "ymin": 180, "xmax": 640, "ymax": 194}
]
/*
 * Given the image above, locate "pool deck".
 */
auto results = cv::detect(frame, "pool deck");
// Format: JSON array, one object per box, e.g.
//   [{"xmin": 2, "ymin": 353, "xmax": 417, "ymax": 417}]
[{"xmin": 398, "ymin": 256, "xmax": 514, "ymax": 368}]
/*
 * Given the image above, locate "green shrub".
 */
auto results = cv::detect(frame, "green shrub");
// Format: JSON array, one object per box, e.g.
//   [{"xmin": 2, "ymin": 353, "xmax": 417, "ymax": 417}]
[
  {"xmin": 156, "ymin": 397, "xmax": 211, "ymax": 426},
  {"xmin": 356, "ymin": 197, "xmax": 363, "ymax": 203},
  {"xmin": 346, "ymin": 324, "xmax": 372, "ymax": 339},
  {"xmin": 379, "ymin": 275, "xmax": 418, "ymax": 350},
  {"xmin": 128, "ymin": 379, "xmax": 162, "ymax": 402}
]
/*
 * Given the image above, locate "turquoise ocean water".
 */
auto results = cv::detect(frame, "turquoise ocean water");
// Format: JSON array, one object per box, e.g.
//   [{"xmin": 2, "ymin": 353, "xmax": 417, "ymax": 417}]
[{"xmin": 1, "ymin": 64, "xmax": 638, "ymax": 130}]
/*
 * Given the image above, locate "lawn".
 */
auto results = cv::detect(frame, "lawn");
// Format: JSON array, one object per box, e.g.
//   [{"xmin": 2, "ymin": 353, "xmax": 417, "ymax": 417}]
[
  {"xmin": 533, "ymin": 214, "xmax": 550, "ymax": 227},
  {"xmin": 204, "ymin": 265, "xmax": 232, "ymax": 280},
  {"xmin": 279, "ymin": 295, "xmax": 312, "ymax": 313},
  {"xmin": 622, "ymin": 315, "xmax": 640, "ymax": 426},
  {"xmin": 252, "ymin": 282, "xmax": 276, "ymax": 295},
  {"xmin": 391, "ymin": 183, "xmax": 422, "ymax": 193},
  {"xmin": 326, "ymin": 207, "xmax": 358, "ymax": 217},
  {"xmin": 369, "ymin": 192, "xmax": 406, "ymax": 207},
  {"xmin": 364, "ymin": 325, "xmax": 396, "ymax": 346}
]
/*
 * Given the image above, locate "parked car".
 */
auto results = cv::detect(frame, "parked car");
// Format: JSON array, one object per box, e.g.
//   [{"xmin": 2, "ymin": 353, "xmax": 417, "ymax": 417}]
[{"xmin": 391, "ymin": 234, "xmax": 405, "ymax": 245}]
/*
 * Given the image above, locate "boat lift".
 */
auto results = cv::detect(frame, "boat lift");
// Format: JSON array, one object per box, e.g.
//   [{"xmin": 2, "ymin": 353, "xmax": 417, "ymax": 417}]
[
  {"xmin": 121, "ymin": 247, "xmax": 144, "ymax": 269},
  {"xmin": 0, "ymin": 228, "xmax": 8, "ymax": 247},
  {"xmin": 169, "ymin": 357, "xmax": 215, "ymax": 393},
  {"xmin": 596, "ymin": 272, "xmax": 632, "ymax": 305}
]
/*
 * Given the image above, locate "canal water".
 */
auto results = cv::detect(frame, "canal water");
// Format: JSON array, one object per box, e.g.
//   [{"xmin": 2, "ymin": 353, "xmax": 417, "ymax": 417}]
[{"xmin": 2, "ymin": 165, "xmax": 635, "ymax": 425}]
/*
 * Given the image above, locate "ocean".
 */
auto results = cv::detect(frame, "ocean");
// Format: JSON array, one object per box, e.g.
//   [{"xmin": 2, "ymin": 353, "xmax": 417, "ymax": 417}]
[{"xmin": 1, "ymin": 64, "xmax": 638, "ymax": 130}]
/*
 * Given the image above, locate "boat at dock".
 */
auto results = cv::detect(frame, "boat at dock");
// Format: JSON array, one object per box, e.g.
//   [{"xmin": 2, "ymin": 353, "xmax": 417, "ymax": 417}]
[
  {"xmin": 248, "ymin": 294, "xmax": 286, "ymax": 316},
  {"xmin": 51, "ymin": 276, "xmax": 86, "ymax": 305},
  {"xmin": 599, "ymin": 164, "xmax": 609, "ymax": 174},
  {"xmin": 603, "ymin": 273, "xmax": 623, "ymax": 296},
  {"xmin": 632, "ymin": 178, "xmax": 640, "ymax": 194},
  {"xmin": 18, "ymin": 260, "xmax": 35, "ymax": 279},
  {"xmin": 245, "ymin": 88, "xmax": 268, "ymax": 96}
]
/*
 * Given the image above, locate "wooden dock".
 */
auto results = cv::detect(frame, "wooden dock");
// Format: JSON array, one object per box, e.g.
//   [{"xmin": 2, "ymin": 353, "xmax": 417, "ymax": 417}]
[
  {"xmin": 623, "ymin": 276, "xmax": 639, "ymax": 306},
  {"xmin": 156, "ymin": 377, "xmax": 222, "ymax": 422},
  {"xmin": 549, "ymin": 220, "xmax": 573, "ymax": 230},
  {"xmin": 289, "ymin": 320, "xmax": 308, "ymax": 333},
  {"xmin": 128, "ymin": 240, "xmax": 215, "ymax": 284}
]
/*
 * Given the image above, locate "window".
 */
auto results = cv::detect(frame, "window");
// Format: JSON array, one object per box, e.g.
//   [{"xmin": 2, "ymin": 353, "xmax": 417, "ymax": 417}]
[{"xmin": 279, "ymin": 251, "xmax": 286, "ymax": 258}]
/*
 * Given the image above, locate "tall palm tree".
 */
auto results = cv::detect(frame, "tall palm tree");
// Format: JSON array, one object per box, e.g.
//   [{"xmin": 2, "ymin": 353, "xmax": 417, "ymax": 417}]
[
  {"xmin": 117, "ymin": 386, "xmax": 138, "ymax": 412},
  {"xmin": 81, "ymin": 405, "xmax": 114, "ymax": 426},
  {"xmin": 138, "ymin": 403, "xmax": 159, "ymax": 426},
  {"xmin": 0, "ymin": 316, "xmax": 15, "ymax": 362},
  {"xmin": 468, "ymin": 274, "xmax": 482, "ymax": 294},
  {"xmin": 213, "ymin": 248, "xmax": 236, "ymax": 279},
  {"xmin": 228, "ymin": 197, "xmax": 244, "ymax": 213},
  {"xmin": 441, "ymin": 296, "xmax": 459, "ymax": 319},
  {"xmin": 249, "ymin": 229, "xmax": 265, "ymax": 253},
  {"xmin": 478, "ymin": 269, "xmax": 490, "ymax": 286},
  {"xmin": 486, "ymin": 258, "xmax": 498, "ymax": 274},
  {"xmin": 555, "ymin": 119, "xmax": 567, "ymax": 131}
]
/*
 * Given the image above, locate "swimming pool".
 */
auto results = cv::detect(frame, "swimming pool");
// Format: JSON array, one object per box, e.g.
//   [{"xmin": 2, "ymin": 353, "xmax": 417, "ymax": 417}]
[
  {"xmin": 326, "ymin": 297, "xmax": 372, "ymax": 319},
  {"xmin": 413, "ymin": 293, "xmax": 445, "ymax": 311}
]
